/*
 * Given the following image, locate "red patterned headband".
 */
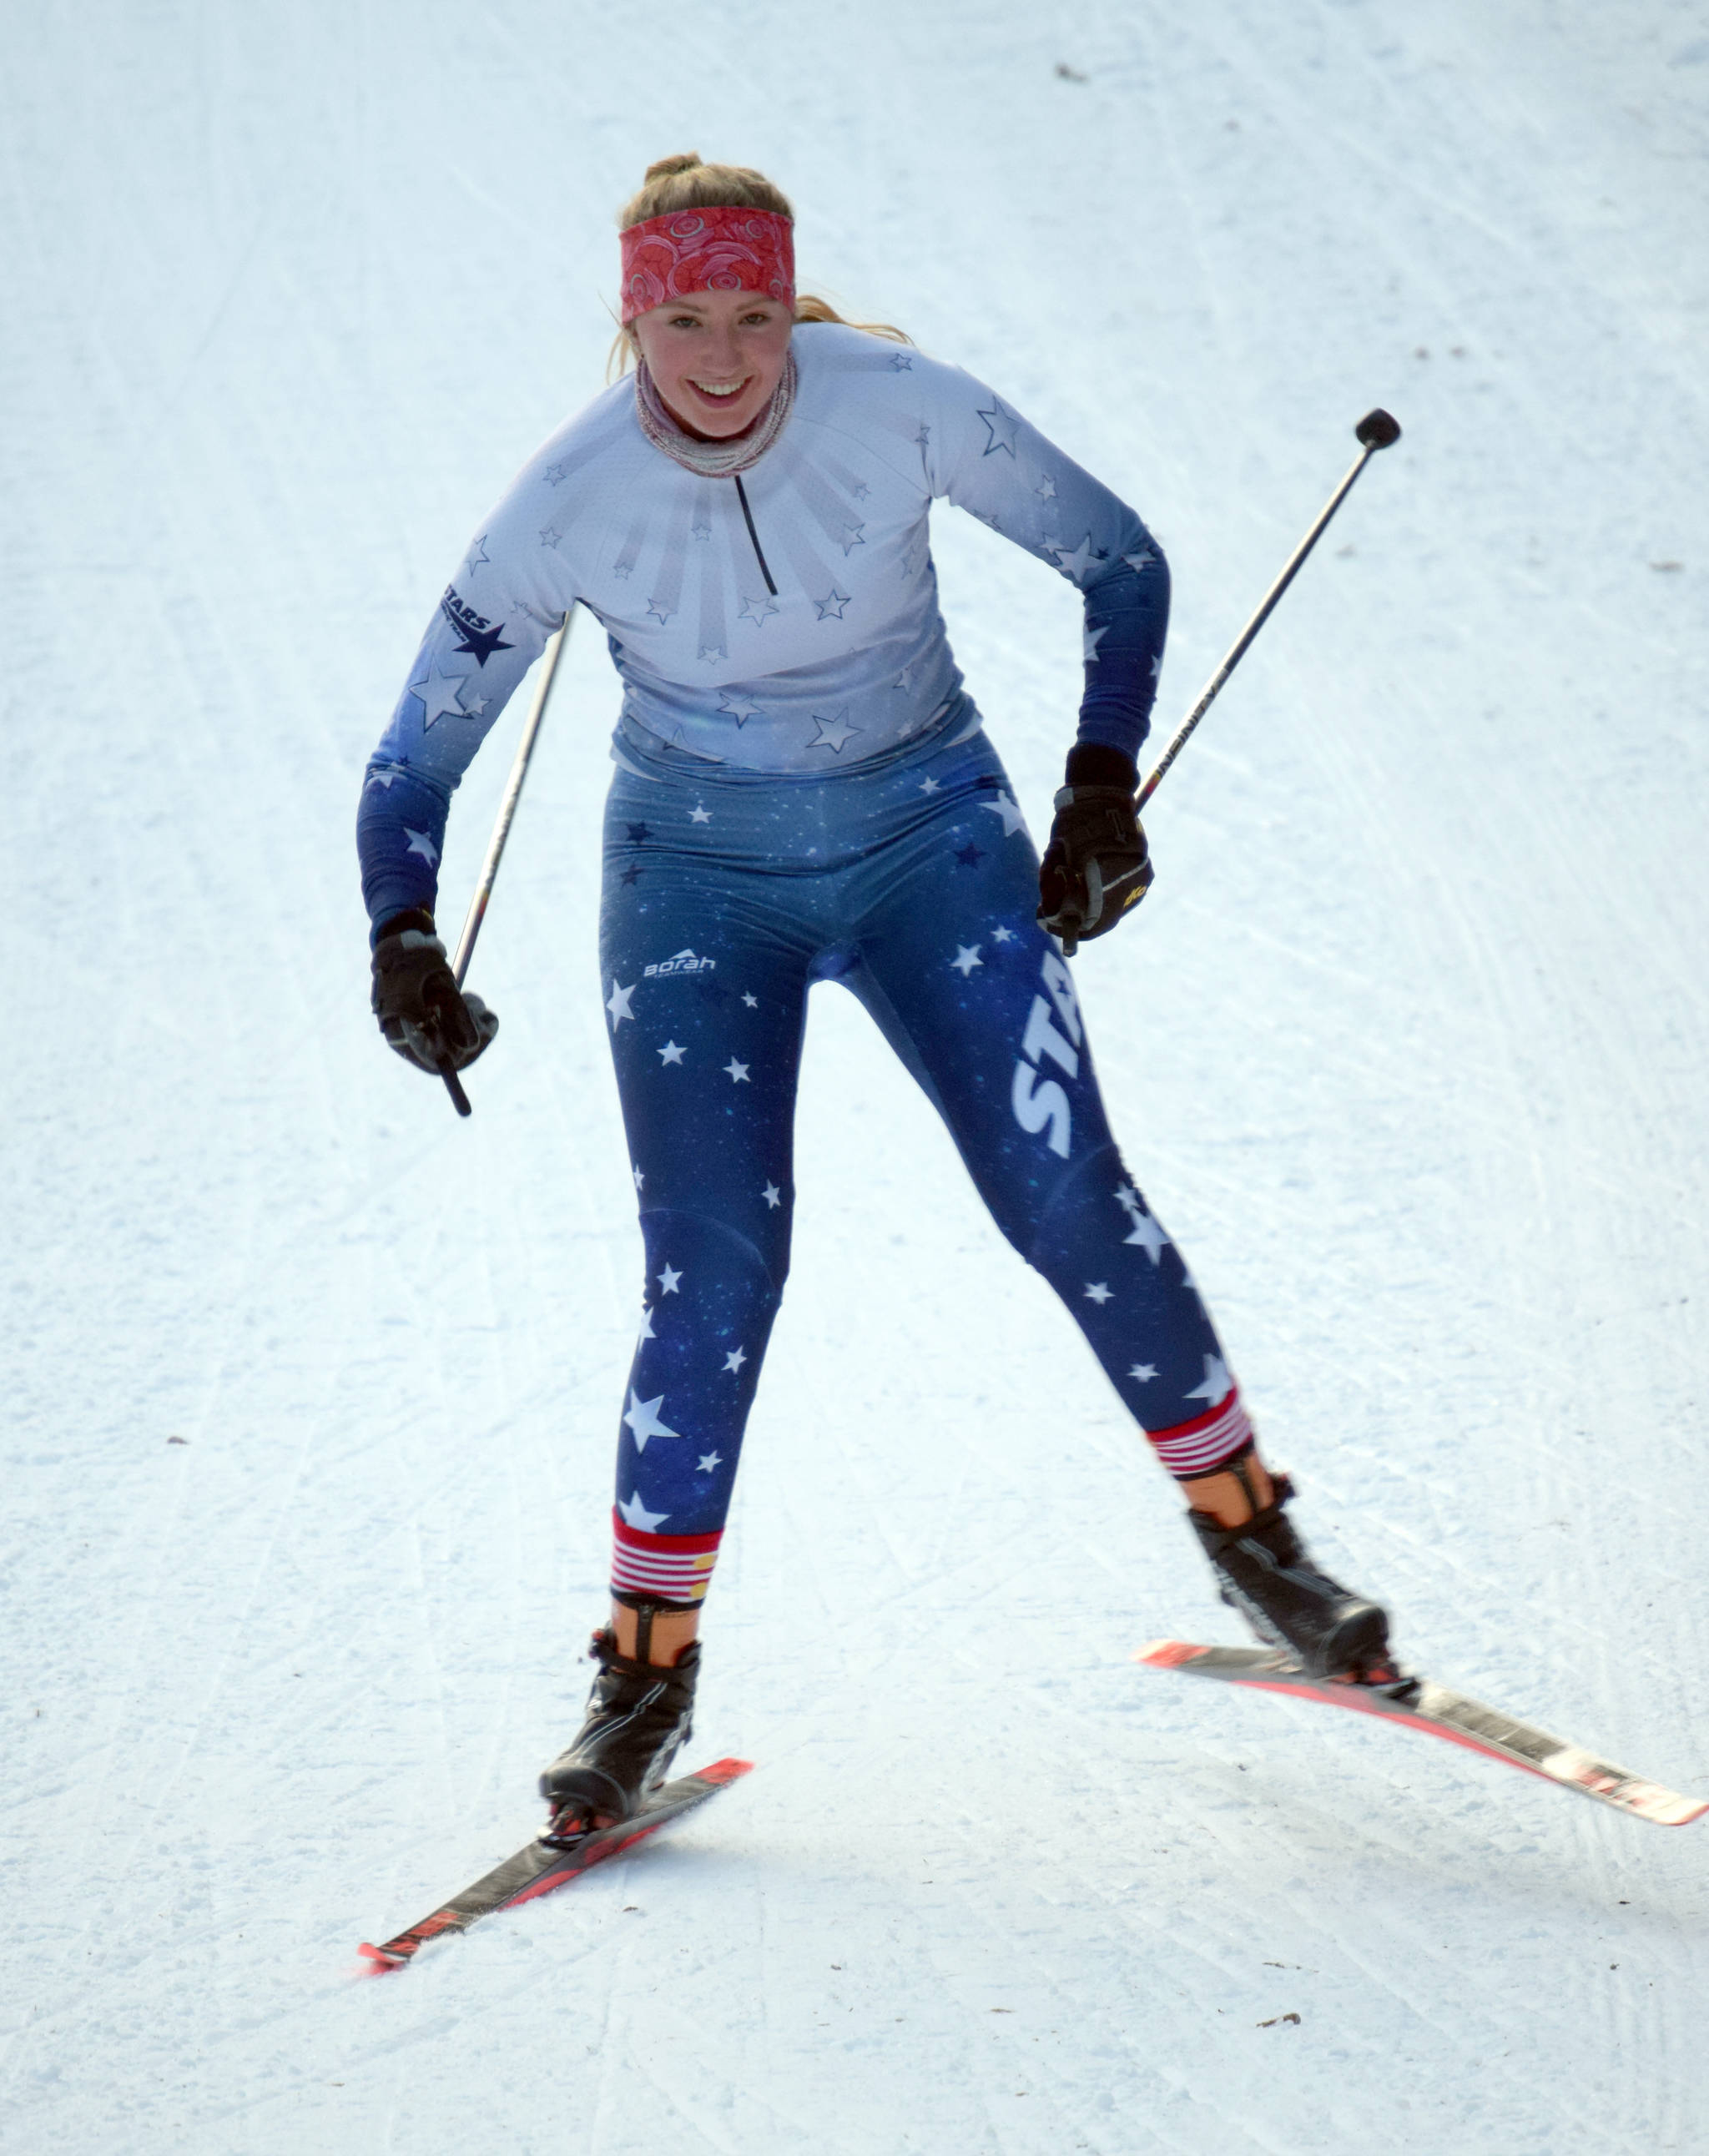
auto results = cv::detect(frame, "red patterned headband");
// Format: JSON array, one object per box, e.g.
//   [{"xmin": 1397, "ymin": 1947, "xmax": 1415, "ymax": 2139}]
[{"xmin": 619, "ymin": 205, "xmax": 795, "ymax": 326}]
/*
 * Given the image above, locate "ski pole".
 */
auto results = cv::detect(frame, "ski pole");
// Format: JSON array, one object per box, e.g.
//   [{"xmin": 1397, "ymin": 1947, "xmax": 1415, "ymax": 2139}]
[
  {"xmin": 1137, "ymin": 408, "xmax": 1400, "ymax": 812},
  {"xmin": 437, "ymin": 606, "xmax": 575, "ymax": 1118}
]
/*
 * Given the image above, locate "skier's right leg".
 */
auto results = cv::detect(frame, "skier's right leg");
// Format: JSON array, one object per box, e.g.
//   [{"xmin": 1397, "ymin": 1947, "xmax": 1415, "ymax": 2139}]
[{"xmin": 540, "ymin": 769, "xmax": 815, "ymax": 1831}]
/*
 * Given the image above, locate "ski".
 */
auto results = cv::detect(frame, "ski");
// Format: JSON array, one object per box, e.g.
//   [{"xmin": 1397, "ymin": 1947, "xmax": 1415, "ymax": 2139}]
[
  {"xmin": 1136, "ymin": 1642, "xmax": 1706, "ymax": 1826},
  {"xmin": 357, "ymin": 1756, "xmax": 753, "ymax": 1970}
]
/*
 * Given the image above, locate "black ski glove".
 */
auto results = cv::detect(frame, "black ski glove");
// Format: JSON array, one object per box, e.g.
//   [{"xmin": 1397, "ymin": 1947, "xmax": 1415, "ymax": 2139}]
[
  {"xmin": 1036, "ymin": 746, "xmax": 1153, "ymax": 955},
  {"xmin": 371, "ymin": 910, "xmax": 498, "ymax": 1075}
]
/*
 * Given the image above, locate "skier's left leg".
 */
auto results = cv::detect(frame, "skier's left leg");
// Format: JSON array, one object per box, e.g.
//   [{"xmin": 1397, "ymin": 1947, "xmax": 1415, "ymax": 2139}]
[{"xmin": 843, "ymin": 731, "xmax": 1391, "ymax": 1675}]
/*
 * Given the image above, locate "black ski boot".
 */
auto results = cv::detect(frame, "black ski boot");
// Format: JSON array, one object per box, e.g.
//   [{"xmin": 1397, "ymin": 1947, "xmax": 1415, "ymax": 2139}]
[
  {"xmin": 538, "ymin": 1626, "xmax": 700, "ymax": 1843},
  {"xmin": 1188, "ymin": 1461, "xmax": 1393, "ymax": 1680}
]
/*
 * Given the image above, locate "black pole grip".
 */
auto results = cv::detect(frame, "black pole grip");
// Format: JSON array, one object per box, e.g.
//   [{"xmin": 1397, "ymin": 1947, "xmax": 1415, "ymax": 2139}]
[{"xmin": 1356, "ymin": 408, "xmax": 1401, "ymax": 450}]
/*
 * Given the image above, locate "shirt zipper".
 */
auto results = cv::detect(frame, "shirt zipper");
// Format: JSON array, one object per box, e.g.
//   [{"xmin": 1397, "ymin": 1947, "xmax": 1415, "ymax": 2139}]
[{"xmin": 732, "ymin": 474, "xmax": 778, "ymax": 597}]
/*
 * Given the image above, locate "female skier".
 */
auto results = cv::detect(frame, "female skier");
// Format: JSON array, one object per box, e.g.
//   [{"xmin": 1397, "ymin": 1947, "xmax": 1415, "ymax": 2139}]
[{"xmin": 357, "ymin": 154, "xmax": 1393, "ymax": 1835}]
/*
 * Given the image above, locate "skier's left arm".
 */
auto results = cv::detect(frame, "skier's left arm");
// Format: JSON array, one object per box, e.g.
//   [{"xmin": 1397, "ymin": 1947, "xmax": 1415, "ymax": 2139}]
[
  {"xmin": 921, "ymin": 364, "xmax": 1168, "ymax": 945},
  {"xmin": 920, "ymin": 364, "xmax": 1170, "ymax": 783}
]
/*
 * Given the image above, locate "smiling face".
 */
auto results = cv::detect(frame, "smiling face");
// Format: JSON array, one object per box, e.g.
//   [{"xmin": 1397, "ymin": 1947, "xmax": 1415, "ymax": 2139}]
[{"xmin": 630, "ymin": 287, "xmax": 794, "ymax": 441}]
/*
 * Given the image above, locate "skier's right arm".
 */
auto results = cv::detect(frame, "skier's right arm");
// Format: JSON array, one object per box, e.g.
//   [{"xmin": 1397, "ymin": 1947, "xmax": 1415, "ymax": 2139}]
[{"xmin": 356, "ymin": 450, "xmax": 582, "ymax": 1073}]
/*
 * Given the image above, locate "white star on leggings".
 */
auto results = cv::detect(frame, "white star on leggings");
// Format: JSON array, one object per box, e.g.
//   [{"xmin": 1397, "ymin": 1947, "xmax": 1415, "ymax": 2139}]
[{"xmin": 623, "ymin": 1391, "xmax": 679, "ymax": 1451}]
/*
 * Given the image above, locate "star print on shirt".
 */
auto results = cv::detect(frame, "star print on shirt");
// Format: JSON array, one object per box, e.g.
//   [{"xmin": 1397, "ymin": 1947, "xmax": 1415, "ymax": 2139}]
[
  {"xmin": 914, "ymin": 424, "xmax": 931, "ymax": 450},
  {"xmin": 692, "ymin": 521, "xmax": 712, "ymax": 541},
  {"xmin": 991, "ymin": 925, "xmax": 1018, "ymax": 943},
  {"xmin": 719, "ymin": 690, "xmax": 763, "ymax": 726},
  {"xmin": 723, "ymin": 1348, "xmax": 747, "ymax": 1373},
  {"xmin": 890, "ymin": 352, "xmax": 914, "ymax": 370},
  {"xmin": 851, "ymin": 481, "xmax": 870, "ymax": 500},
  {"xmin": 951, "ymin": 945, "xmax": 983, "ymax": 976},
  {"xmin": 809, "ymin": 710, "xmax": 860, "ymax": 753},
  {"xmin": 955, "ymin": 842, "xmax": 985, "ymax": 869},
  {"xmin": 697, "ymin": 1453, "xmax": 723, "ymax": 1473},
  {"xmin": 620, "ymin": 866, "xmax": 644, "ymax": 886},
  {"xmin": 839, "ymin": 523, "xmax": 866, "ymax": 555},
  {"xmin": 464, "ymin": 536, "xmax": 489, "ymax": 577},
  {"xmin": 658, "ymin": 1040, "xmax": 686, "ymax": 1065},
  {"xmin": 539, "ymin": 525, "xmax": 562, "ymax": 549},
  {"xmin": 1128, "ymin": 1364, "xmax": 1157, "ymax": 1383},
  {"xmin": 1084, "ymin": 1282, "xmax": 1112, "ymax": 1305},
  {"xmin": 762, "ymin": 1181, "xmax": 781, "ymax": 1207},
  {"xmin": 698, "ymin": 643, "xmax": 727, "ymax": 664},
  {"xmin": 723, "ymin": 1058, "xmax": 750, "ymax": 1083},
  {"xmin": 1051, "ymin": 533, "xmax": 1105, "ymax": 585},
  {"xmin": 607, "ymin": 980, "xmax": 636, "ymax": 1030},
  {"xmin": 814, "ymin": 588, "xmax": 852, "ymax": 621},
  {"xmin": 981, "ymin": 793, "xmax": 1026, "ymax": 837},
  {"xmin": 919, "ymin": 777, "xmax": 940, "ymax": 795},
  {"xmin": 1083, "ymin": 623, "xmax": 1109, "ymax": 664},
  {"xmin": 623, "ymin": 1390, "xmax": 679, "ymax": 1451},
  {"xmin": 366, "ymin": 766, "xmax": 402, "ymax": 789},
  {"xmin": 543, "ymin": 460, "xmax": 571, "ymax": 486},
  {"xmin": 404, "ymin": 829, "xmax": 438, "ymax": 864},
  {"xmin": 1036, "ymin": 474, "xmax": 1057, "ymax": 500},
  {"xmin": 689, "ymin": 803, "xmax": 712, "ymax": 824},
  {"xmin": 657, "ymin": 1264, "xmax": 683, "ymax": 1296},
  {"xmin": 739, "ymin": 594, "xmax": 779, "ymax": 626},
  {"xmin": 1124, "ymin": 547, "xmax": 1157, "ymax": 573},
  {"xmin": 618, "ymin": 1489, "xmax": 668, "ymax": 1532},
  {"xmin": 647, "ymin": 599, "xmax": 673, "ymax": 624},
  {"xmin": 976, "ymin": 399, "xmax": 1021, "ymax": 456},
  {"xmin": 410, "ymin": 659, "xmax": 479, "ymax": 729},
  {"xmin": 1185, "ymin": 1354, "xmax": 1232, "ymax": 1407}
]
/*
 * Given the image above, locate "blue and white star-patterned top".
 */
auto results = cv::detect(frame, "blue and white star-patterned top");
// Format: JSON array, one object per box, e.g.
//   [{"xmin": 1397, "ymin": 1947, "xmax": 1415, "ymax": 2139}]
[{"xmin": 360, "ymin": 322, "xmax": 1168, "ymax": 929}]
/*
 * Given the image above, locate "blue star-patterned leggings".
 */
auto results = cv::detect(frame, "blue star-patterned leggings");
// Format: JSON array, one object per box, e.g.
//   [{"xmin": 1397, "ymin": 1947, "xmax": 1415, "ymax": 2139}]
[{"xmin": 597, "ymin": 713, "xmax": 1252, "ymax": 1604}]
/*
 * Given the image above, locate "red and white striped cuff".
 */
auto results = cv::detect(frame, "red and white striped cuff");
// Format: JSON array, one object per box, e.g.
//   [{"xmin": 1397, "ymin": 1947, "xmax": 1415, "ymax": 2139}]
[
  {"xmin": 1145, "ymin": 1387, "xmax": 1254, "ymax": 1478},
  {"xmin": 610, "ymin": 1510, "xmax": 723, "ymax": 1604}
]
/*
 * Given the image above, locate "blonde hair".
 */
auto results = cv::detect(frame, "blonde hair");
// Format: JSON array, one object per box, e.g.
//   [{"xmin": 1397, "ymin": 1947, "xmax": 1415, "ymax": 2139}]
[{"xmin": 608, "ymin": 151, "xmax": 909, "ymax": 376}]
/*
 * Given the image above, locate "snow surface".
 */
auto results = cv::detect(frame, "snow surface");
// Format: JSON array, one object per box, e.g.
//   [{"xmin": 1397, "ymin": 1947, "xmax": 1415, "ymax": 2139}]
[{"xmin": 5, "ymin": 3, "xmax": 1709, "ymax": 2149}]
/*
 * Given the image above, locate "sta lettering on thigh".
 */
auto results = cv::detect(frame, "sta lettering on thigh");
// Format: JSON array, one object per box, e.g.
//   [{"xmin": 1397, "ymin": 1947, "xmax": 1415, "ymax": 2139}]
[{"xmin": 1010, "ymin": 950, "xmax": 1082, "ymax": 1159}]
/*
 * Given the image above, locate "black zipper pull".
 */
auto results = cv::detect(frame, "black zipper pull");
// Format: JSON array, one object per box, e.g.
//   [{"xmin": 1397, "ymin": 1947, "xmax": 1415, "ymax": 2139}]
[{"xmin": 732, "ymin": 474, "xmax": 778, "ymax": 597}]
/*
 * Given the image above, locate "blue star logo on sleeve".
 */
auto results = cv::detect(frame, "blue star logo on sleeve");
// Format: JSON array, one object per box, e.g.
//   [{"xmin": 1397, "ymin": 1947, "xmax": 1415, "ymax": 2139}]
[
  {"xmin": 410, "ymin": 659, "xmax": 480, "ymax": 729},
  {"xmin": 809, "ymin": 710, "xmax": 860, "ymax": 753},
  {"xmin": 623, "ymin": 1391, "xmax": 679, "ymax": 1452},
  {"xmin": 890, "ymin": 352, "xmax": 914, "ymax": 370},
  {"xmin": 954, "ymin": 842, "xmax": 984, "ymax": 869},
  {"xmin": 814, "ymin": 588, "xmax": 852, "ymax": 621},
  {"xmin": 976, "ymin": 400, "xmax": 1020, "ymax": 456}
]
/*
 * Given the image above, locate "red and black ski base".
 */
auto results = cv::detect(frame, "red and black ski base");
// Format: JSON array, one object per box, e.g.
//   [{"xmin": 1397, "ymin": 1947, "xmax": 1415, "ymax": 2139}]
[
  {"xmin": 1137, "ymin": 1642, "xmax": 1705, "ymax": 1826},
  {"xmin": 358, "ymin": 1756, "xmax": 753, "ymax": 1970}
]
